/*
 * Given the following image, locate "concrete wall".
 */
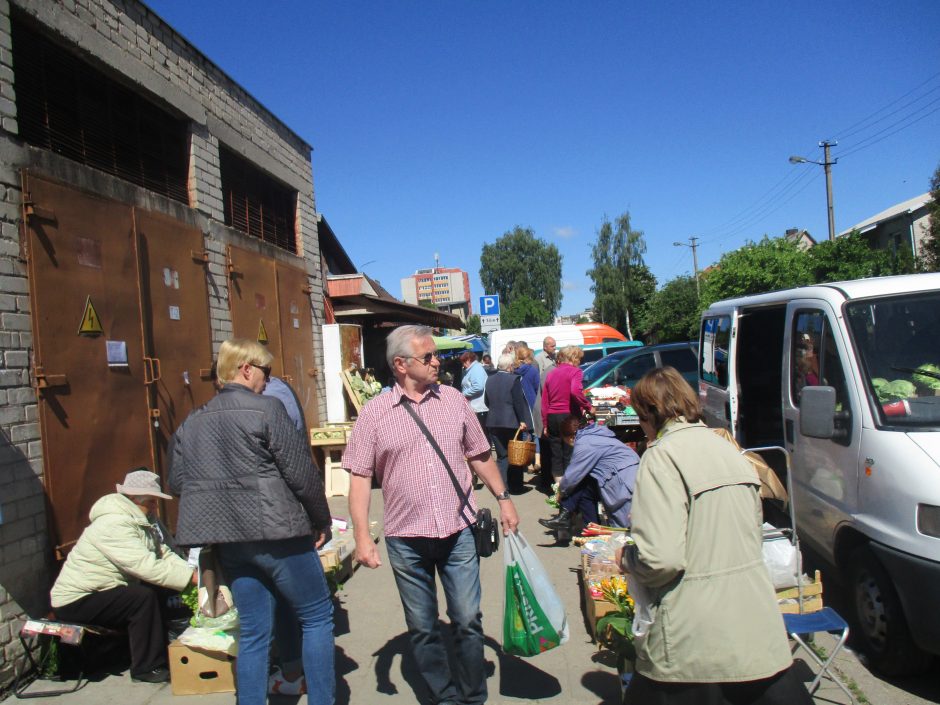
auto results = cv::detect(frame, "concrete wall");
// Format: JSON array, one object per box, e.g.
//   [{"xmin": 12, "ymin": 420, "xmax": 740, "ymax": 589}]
[{"xmin": 0, "ymin": 0, "xmax": 326, "ymax": 685}]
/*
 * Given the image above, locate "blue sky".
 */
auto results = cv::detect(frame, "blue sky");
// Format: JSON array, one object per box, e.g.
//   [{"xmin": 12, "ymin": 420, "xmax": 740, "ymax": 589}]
[{"xmin": 146, "ymin": 0, "xmax": 940, "ymax": 316}]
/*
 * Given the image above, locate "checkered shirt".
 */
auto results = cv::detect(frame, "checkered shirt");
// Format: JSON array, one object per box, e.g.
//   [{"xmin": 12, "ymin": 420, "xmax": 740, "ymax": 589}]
[{"xmin": 342, "ymin": 382, "xmax": 491, "ymax": 538}]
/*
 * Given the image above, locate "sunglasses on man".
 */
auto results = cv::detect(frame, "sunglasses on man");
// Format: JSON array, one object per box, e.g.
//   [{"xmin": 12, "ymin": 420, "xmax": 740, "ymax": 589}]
[{"xmin": 402, "ymin": 352, "xmax": 439, "ymax": 366}]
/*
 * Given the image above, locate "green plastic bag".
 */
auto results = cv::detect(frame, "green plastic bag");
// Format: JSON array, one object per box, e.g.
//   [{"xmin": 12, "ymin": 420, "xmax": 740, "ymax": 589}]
[{"xmin": 502, "ymin": 532, "xmax": 567, "ymax": 656}]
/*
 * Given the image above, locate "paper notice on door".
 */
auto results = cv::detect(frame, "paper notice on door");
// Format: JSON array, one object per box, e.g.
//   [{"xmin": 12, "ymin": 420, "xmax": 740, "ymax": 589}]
[
  {"xmin": 106, "ymin": 340, "xmax": 128, "ymax": 367},
  {"xmin": 169, "ymin": 305, "xmax": 181, "ymax": 320}
]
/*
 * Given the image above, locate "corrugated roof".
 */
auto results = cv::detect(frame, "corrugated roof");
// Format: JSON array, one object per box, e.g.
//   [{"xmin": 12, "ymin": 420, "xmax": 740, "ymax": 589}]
[{"xmin": 839, "ymin": 192, "xmax": 932, "ymax": 236}]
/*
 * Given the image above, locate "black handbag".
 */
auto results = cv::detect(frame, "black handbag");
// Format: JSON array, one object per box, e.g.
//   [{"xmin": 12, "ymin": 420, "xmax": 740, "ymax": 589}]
[{"xmin": 401, "ymin": 400, "xmax": 499, "ymax": 557}]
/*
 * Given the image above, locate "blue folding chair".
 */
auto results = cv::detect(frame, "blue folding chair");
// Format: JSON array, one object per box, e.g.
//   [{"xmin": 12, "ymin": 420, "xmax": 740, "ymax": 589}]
[
  {"xmin": 783, "ymin": 607, "xmax": 853, "ymax": 701},
  {"xmin": 746, "ymin": 446, "xmax": 853, "ymax": 703}
]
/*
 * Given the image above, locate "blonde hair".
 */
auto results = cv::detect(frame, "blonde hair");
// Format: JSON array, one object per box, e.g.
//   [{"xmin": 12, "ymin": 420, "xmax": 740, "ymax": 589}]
[
  {"xmin": 515, "ymin": 346, "xmax": 534, "ymax": 365},
  {"xmin": 216, "ymin": 338, "xmax": 274, "ymax": 384},
  {"xmin": 631, "ymin": 366, "xmax": 702, "ymax": 433},
  {"xmin": 557, "ymin": 345, "xmax": 583, "ymax": 365}
]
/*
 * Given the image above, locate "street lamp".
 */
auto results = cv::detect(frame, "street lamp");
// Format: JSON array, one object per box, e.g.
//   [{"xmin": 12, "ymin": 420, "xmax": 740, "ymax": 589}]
[{"xmin": 789, "ymin": 140, "xmax": 838, "ymax": 242}]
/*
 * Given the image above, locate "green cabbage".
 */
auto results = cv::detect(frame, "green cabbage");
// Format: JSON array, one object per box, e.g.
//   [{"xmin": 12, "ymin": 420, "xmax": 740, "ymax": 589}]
[{"xmin": 912, "ymin": 363, "xmax": 940, "ymax": 390}]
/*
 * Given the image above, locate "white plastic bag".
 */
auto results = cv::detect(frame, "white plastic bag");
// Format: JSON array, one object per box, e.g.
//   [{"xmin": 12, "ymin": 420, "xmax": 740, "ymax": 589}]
[
  {"xmin": 178, "ymin": 625, "xmax": 238, "ymax": 656},
  {"xmin": 761, "ymin": 523, "xmax": 799, "ymax": 589},
  {"xmin": 502, "ymin": 531, "xmax": 569, "ymax": 655}
]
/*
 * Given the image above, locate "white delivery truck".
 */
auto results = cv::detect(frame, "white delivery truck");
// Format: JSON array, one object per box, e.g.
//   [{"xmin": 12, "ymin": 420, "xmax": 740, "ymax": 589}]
[{"xmin": 699, "ymin": 273, "xmax": 940, "ymax": 674}]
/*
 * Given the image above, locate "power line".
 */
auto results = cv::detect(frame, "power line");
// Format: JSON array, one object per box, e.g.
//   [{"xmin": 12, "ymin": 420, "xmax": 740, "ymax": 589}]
[
  {"xmin": 832, "ymin": 70, "xmax": 940, "ymax": 141},
  {"xmin": 835, "ymin": 99, "xmax": 940, "ymax": 160}
]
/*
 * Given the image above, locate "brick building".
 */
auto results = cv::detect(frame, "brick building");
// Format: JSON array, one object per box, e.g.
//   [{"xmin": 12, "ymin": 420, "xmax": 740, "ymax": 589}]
[{"xmin": 0, "ymin": 0, "xmax": 327, "ymax": 684}]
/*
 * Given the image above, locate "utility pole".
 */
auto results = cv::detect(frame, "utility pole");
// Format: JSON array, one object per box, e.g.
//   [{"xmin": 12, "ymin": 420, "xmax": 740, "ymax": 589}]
[
  {"xmin": 821, "ymin": 140, "xmax": 836, "ymax": 242},
  {"xmin": 789, "ymin": 141, "xmax": 838, "ymax": 241},
  {"xmin": 673, "ymin": 237, "xmax": 701, "ymax": 299}
]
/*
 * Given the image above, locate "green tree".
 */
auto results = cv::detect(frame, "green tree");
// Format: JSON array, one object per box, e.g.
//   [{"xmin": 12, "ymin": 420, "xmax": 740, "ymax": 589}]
[
  {"xmin": 502, "ymin": 295, "xmax": 550, "ymax": 328},
  {"xmin": 586, "ymin": 212, "xmax": 655, "ymax": 339},
  {"xmin": 464, "ymin": 314, "xmax": 481, "ymax": 335},
  {"xmin": 921, "ymin": 161, "xmax": 940, "ymax": 272},
  {"xmin": 700, "ymin": 235, "xmax": 811, "ymax": 308},
  {"xmin": 418, "ymin": 299, "xmax": 437, "ymax": 309},
  {"xmin": 480, "ymin": 226, "xmax": 561, "ymax": 323},
  {"xmin": 638, "ymin": 275, "xmax": 701, "ymax": 343},
  {"xmin": 805, "ymin": 230, "xmax": 894, "ymax": 282}
]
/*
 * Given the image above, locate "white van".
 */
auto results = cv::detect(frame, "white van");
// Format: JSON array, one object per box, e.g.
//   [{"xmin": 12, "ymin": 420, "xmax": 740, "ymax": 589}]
[{"xmin": 699, "ymin": 273, "xmax": 940, "ymax": 674}]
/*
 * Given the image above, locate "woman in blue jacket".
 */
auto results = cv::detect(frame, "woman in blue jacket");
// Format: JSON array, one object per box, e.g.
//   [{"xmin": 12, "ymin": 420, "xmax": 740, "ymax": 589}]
[{"xmin": 539, "ymin": 416, "xmax": 639, "ymax": 530}]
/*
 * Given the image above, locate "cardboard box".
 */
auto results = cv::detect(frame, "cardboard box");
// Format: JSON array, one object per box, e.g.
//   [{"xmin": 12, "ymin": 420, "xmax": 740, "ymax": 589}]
[{"xmin": 168, "ymin": 640, "xmax": 236, "ymax": 695}]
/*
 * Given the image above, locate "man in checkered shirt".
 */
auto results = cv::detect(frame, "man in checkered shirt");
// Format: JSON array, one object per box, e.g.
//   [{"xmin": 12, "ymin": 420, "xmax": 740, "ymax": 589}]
[{"xmin": 343, "ymin": 325, "xmax": 520, "ymax": 705}]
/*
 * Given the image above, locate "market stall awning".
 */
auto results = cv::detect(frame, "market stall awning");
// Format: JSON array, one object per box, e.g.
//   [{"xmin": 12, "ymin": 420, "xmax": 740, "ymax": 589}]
[
  {"xmin": 434, "ymin": 336, "xmax": 472, "ymax": 351},
  {"xmin": 330, "ymin": 292, "xmax": 464, "ymax": 330}
]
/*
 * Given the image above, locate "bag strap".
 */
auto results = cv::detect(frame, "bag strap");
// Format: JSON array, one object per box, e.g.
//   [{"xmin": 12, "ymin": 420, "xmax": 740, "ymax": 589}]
[{"xmin": 400, "ymin": 398, "xmax": 476, "ymax": 528}]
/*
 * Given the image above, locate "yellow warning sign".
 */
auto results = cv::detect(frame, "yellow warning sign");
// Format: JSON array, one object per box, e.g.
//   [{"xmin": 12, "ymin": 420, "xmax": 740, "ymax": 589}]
[
  {"xmin": 78, "ymin": 296, "xmax": 103, "ymax": 336},
  {"xmin": 258, "ymin": 319, "xmax": 269, "ymax": 344}
]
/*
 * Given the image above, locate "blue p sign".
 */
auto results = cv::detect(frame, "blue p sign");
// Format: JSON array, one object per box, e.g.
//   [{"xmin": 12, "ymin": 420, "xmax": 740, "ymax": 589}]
[{"xmin": 480, "ymin": 295, "xmax": 500, "ymax": 316}]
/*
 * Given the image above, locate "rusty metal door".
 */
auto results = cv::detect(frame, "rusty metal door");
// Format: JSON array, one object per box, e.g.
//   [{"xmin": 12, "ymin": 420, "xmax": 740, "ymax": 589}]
[
  {"xmin": 135, "ymin": 209, "xmax": 215, "ymax": 527},
  {"xmin": 228, "ymin": 245, "xmax": 282, "ymax": 376},
  {"xmin": 276, "ymin": 262, "xmax": 319, "ymax": 426},
  {"xmin": 24, "ymin": 174, "xmax": 154, "ymax": 554}
]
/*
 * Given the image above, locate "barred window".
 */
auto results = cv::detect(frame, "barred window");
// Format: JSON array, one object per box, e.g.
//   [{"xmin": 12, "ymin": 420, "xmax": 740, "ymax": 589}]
[
  {"xmin": 12, "ymin": 15, "xmax": 189, "ymax": 204},
  {"xmin": 219, "ymin": 147, "xmax": 297, "ymax": 253}
]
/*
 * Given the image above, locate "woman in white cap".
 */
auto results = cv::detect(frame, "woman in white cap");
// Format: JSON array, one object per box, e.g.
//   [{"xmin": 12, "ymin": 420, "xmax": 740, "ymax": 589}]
[{"xmin": 50, "ymin": 468, "xmax": 196, "ymax": 683}]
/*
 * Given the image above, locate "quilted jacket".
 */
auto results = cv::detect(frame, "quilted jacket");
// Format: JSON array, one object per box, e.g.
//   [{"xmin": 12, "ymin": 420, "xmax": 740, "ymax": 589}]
[
  {"xmin": 51, "ymin": 493, "xmax": 192, "ymax": 608},
  {"xmin": 169, "ymin": 384, "xmax": 330, "ymax": 546}
]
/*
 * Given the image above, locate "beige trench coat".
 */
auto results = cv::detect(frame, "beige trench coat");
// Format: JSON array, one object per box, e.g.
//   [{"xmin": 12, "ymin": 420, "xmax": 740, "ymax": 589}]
[{"xmin": 624, "ymin": 418, "xmax": 792, "ymax": 683}]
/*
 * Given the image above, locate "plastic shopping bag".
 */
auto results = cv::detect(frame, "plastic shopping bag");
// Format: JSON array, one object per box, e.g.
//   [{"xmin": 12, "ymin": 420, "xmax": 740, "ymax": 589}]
[
  {"xmin": 761, "ymin": 523, "xmax": 799, "ymax": 589},
  {"xmin": 502, "ymin": 531, "xmax": 569, "ymax": 656}
]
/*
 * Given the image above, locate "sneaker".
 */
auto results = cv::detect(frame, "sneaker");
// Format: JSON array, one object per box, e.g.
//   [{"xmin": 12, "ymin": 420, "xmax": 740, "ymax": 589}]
[
  {"xmin": 131, "ymin": 667, "xmax": 170, "ymax": 683},
  {"xmin": 269, "ymin": 668, "xmax": 307, "ymax": 695}
]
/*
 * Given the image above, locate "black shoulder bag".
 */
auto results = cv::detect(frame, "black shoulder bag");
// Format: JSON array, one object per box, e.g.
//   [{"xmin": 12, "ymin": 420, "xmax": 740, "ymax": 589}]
[{"xmin": 401, "ymin": 400, "xmax": 499, "ymax": 557}]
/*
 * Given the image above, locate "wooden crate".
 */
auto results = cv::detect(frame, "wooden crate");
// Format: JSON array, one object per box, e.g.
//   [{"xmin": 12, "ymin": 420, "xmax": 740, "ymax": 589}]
[
  {"xmin": 322, "ymin": 445, "xmax": 349, "ymax": 497},
  {"xmin": 310, "ymin": 426, "xmax": 351, "ymax": 446},
  {"xmin": 776, "ymin": 570, "xmax": 824, "ymax": 614}
]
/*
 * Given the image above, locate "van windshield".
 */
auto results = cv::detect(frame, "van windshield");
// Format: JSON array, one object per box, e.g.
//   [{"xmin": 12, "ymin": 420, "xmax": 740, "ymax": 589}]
[{"xmin": 845, "ymin": 291, "xmax": 940, "ymax": 428}]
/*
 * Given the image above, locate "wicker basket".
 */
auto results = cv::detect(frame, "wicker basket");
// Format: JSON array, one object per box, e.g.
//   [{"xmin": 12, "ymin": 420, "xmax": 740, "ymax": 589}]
[{"xmin": 507, "ymin": 426, "xmax": 536, "ymax": 466}]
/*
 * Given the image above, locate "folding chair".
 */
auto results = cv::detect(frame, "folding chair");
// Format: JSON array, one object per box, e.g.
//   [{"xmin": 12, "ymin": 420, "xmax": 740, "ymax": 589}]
[
  {"xmin": 745, "ymin": 446, "xmax": 853, "ymax": 703},
  {"xmin": 783, "ymin": 607, "xmax": 853, "ymax": 701},
  {"xmin": 13, "ymin": 618, "xmax": 123, "ymax": 698}
]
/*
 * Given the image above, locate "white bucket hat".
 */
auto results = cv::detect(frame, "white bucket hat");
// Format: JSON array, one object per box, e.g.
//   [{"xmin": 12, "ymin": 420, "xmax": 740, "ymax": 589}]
[{"xmin": 116, "ymin": 468, "xmax": 173, "ymax": 500}]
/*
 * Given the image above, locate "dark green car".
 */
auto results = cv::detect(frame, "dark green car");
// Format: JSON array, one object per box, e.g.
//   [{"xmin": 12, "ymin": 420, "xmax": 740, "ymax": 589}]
[{"xmin": 581, "ymin": 341, "xmax": 698, "ymax": 391}]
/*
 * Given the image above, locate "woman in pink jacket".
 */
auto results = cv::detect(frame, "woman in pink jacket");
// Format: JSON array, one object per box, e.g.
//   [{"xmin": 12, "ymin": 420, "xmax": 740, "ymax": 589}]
[{"xmin": 541, "ymin": 346, "xmax": 592, "ymax": 485}]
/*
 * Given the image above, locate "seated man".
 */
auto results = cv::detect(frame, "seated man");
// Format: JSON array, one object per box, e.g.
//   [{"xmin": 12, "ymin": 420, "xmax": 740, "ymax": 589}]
[
  {"xmin": 50, "ymin": 469, "xmax": 196, "ymax": 683},
  {"xmin": 539, "ymin": 416, "xmax": 640, "ymax": 531}
]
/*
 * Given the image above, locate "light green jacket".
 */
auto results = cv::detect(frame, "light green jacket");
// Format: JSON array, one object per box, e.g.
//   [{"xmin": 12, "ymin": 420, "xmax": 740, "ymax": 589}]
[
  {"xmin": 51, "ymin": 493, "xmax": 193, "ymax": 608},
  {"xmin": 625, "ymin": 419, "xmax": 792, "ymax": 683}
]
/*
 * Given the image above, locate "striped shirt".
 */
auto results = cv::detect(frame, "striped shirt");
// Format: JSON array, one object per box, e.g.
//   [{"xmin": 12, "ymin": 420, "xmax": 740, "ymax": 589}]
[{"xmin": 342, "ymin": 382, "xmax": 491, "ymax": 538}]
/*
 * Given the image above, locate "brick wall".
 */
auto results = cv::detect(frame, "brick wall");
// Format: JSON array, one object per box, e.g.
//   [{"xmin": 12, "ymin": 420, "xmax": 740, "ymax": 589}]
[{"xmin": 0, "ymin": 0, "xmax": 327, "ymax": 686}]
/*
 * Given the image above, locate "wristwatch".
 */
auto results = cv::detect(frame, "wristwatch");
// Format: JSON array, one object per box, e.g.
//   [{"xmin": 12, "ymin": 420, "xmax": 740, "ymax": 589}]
[{"xmin": 495, "ymin": 490, "xmax": 511, "ymax": 501}]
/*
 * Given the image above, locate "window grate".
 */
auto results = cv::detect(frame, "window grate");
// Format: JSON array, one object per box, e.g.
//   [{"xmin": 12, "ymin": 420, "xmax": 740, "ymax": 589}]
[
  {"xmin": 219, "ymin": 146, "xmax": 297, "ymax": 254},
  {"xmin": 12, "ymin": 16, "xmax": 190, "ymax": 204}
]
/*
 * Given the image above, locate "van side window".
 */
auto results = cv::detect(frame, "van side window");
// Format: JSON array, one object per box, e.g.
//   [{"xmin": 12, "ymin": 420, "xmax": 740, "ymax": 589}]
[
  {"xmin": 616, "ymin": 353, "xmax": 655, "ymax": 387},
  {"xmin": 792, "ymin": 311, "xmax": 852, "ymax": 437},
  {"xmin": 700, "ymin": 316, "xmax": 731, "ymax": 387}
]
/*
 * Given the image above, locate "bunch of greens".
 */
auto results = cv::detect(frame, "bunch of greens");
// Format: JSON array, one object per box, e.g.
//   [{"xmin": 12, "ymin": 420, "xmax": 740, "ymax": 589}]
[
  {"xmin": 873, "ymin": 378, "xmax": 916, "ymax": 402},
  {"xmin": 913, "ymin": 363, "xmax": 940, "ymax": 390}
]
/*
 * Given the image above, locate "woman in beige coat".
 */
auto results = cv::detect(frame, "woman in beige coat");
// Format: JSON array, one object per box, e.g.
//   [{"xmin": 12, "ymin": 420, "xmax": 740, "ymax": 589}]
[{"xmin": 618, "ymin": 367, "xmax": 811, "ymax": 704}]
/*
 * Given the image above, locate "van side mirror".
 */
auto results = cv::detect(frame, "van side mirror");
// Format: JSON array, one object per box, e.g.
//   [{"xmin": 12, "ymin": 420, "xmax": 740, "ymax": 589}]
[{"xmin": 800, "ymin": 386, "xmax": 837, "ymax": 438}]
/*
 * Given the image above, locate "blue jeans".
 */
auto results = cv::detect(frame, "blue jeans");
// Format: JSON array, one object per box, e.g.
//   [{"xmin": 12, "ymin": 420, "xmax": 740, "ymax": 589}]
[
  {"xmin": 561, "ymin": 476, "xmax": 600, "ymax": 524},
  {"xmin": 218, "ymin": 536, "xmax": 335, "ymax": 705},
  {"xmin": 385, "ymin": 528, "xmax": 485, "ymax": 705}
]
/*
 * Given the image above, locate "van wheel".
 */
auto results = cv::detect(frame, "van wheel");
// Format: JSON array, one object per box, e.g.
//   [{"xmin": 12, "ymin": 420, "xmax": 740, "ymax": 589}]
[{"xmin": 849, "ymin": 547, "xmax": 932, "ymax": 675}]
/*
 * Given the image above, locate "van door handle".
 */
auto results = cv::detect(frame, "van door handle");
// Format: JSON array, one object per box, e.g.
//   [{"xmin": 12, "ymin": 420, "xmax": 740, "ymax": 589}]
[{"xmin": 785, "ymin": 419, "xmax": 794, "ymax": 444}]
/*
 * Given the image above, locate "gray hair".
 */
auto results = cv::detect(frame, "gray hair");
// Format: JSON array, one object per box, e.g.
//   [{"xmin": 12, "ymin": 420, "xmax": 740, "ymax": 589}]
[
  {"xmin": 497, "ymin": 353, "xmax": 515, "ymax": 371},
  {"xmin": 386, "ymin": 325, "xmax": 434, "ymax": 370}
]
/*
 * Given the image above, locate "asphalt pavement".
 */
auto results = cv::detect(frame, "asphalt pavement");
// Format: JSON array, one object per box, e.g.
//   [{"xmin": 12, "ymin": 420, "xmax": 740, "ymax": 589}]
[{"xmin": 8, "ymin": 477, "xmax": 939, "ymax": 704}]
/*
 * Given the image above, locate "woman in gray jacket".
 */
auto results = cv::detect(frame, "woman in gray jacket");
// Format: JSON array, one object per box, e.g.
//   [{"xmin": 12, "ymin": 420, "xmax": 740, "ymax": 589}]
[
  {"xmin": 619, "ymin": 366, "xmax": 810, "ymax": 705},
  {"xmin": 170, "ymin": 339, "xmax": 333, "ymax": 705}
]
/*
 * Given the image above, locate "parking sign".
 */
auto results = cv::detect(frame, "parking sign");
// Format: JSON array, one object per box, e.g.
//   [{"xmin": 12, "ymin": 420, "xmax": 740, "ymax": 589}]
[{"xmin": 479, "ymin": 295, "xmax": 500, "ymax": 316}]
